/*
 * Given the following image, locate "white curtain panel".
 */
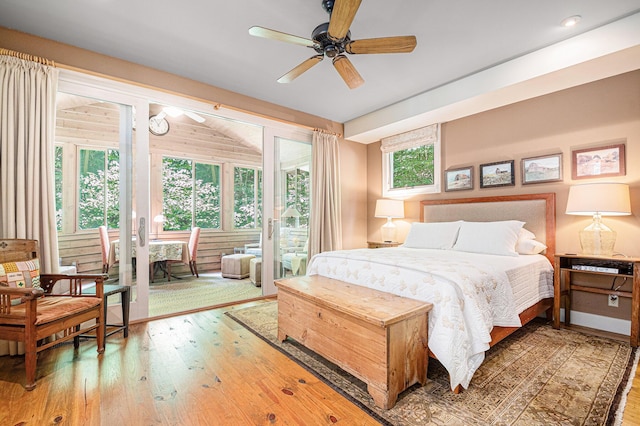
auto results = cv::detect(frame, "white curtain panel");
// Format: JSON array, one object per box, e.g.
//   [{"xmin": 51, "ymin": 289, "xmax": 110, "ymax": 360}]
[
  {"xmin": 309, "ymin": 130, "xmax": 342, "ymax": 261},
  {"xmin": 0, "ymin": 53, "xmax": 60, "ymax": 356}
]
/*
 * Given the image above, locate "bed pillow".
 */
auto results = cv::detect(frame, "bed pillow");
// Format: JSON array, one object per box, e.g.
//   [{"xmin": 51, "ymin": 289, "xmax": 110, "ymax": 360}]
[
  {"xmin": 516, "ymin": 239, "xmax": 547, "ymax": 255},
  {"xmin": 402, "ymin": 221, "xmax": 462, "ymax": 250},
  {"xmin": 515, "ymin": 228, "xmax": 547, "ymax": 254},
  {"xmin": 452, "ymin": 220, "xmax": 524, "ymax": 257}
]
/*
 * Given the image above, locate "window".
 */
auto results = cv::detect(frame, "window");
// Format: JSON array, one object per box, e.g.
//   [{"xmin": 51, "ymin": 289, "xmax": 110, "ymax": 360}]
[
  {"xmin": 162, "ymin": 157, "xmax": 221, "ymax": 231},
  {"xmin": 285, "ymin": 168, "xmax": 310, "ymax": 228},
  {"xmin": 55, "ymin": 146, "xmax": 63, "ymax": 231},
  {"xmin": 381, "ymin": 124, "xmax": 441, "ymax": 197},
  {"xmin": 234, "ymin": 166, "xmax": 262, "ymax": 229},
  {"xmin": 78, "ymin": 148, "xmax": 120, "ymax": 230}
]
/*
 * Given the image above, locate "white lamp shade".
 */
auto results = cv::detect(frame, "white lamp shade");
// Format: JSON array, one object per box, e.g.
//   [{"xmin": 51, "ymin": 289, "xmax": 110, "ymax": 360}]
[
  {"xmin": 566, "ymin": 183, "xmax": 631, "ymax": 216},
  {"xmin": 375, "ymin": 199, "xmax": 404, "ymax": 218},
  {"xmin": 282, "ymin": 207, "xmax": 301, "ymax": 218}
]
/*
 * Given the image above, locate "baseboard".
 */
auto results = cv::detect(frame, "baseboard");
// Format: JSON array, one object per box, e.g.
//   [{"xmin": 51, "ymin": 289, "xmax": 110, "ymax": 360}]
[{"xmin": 559, "ymin": 309, "xmax": 631, "ymax": 336}]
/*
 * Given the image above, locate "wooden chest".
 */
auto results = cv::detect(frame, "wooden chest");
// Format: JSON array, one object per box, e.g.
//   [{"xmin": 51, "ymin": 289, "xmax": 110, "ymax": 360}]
[{"xmin": 275, "ymin": 275, "xmax": 432, "ymax": 409}]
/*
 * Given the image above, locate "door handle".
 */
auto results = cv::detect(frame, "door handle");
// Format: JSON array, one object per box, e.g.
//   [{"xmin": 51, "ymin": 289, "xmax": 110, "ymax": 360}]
[{"xmin": 138, "ymin": 217, "xmax": 146, "ymax": 246}]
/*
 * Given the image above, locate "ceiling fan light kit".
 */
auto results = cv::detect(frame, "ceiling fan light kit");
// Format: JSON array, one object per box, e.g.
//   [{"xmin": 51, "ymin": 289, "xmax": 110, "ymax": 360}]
[{"xmin": 249, "ymin": 0, "xmax": 417, "ymax": 89}]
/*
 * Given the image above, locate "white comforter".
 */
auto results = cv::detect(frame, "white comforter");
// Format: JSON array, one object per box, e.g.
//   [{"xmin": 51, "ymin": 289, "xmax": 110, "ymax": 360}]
[{"xmin": 306, "ymin": 247, "xmax": 553, "ymax": 390}]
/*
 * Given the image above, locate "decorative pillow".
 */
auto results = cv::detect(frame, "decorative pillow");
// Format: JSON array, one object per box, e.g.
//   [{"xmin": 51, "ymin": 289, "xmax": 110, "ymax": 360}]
[
  {"xmin": 452, "ymin": 221, "xmax": 524, "ymax": 257},
  {"xmin": 402, "ymin": 221, "xmax": 462, "ymax": 250},
  {"xmin": 516, "ymin": 239, "xmax": 547, "ymax": 255},
  {"xmin": 0, "ymin": 259, "xmax": 41, "ymax": 289}
]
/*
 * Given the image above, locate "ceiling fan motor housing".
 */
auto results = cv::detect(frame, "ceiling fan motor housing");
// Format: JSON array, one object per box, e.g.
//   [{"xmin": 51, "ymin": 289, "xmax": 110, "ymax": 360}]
[{"xmin": 312, "ymin": 22, "xmax": 350, "ymax": 57}]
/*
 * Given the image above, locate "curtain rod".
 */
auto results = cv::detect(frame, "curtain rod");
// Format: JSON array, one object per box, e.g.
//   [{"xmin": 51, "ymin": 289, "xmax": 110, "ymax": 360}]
[
  {"xmin": 314, "ymin": 128, "xmax": 343, "ymax": 138},
  {"xmin": 0, "ymin": 47, "xmax": 56, "ymax": 66}
]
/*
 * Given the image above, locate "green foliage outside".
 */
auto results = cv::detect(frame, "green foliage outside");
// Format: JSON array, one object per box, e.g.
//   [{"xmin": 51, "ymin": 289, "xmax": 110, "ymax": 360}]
[
  {"xmin": 391, "ymin": 144, "xmax": 434, "ymax": 189},
  {"xmin": 234, "ymin": 167, "xmax": 262, "ymax": 229},
  {"xmin": 55, "ymin": 146, "xmax": 63, "ymax": 231},
  {"xmin": 285, "ymin": 168, "xmax": 310, "ymax": 227},
  {"xmin": 78, "ymin": 148, "xmax": 120, "ymax": 230},
  {"xmin": 162, "ymin": 157, "xmax": 221, "ymax": 231}
]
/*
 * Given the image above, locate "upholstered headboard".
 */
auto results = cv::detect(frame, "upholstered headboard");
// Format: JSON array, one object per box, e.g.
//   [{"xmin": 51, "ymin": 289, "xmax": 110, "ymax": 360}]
[{"xmin": 420, "ymin": 193, "xmax": 556, "ymax": 264}]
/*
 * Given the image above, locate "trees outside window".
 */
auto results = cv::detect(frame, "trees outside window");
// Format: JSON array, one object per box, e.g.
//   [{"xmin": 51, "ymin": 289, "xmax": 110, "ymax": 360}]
[
  {"xmin": 382, "ymin": 124, "xmax": 441, "ymax": 197},
  {"xmin": 234, "ymin": 166, "xmax": 262, "ymax": 229},
  {"xmin": 162, "ymin": 157, "xmax": 221, "ymax": 231},
  {"xmin": 285, "ymin": 168, "xmax": 310, "ymax": 227},
  {"xmin": 78, "ymin": 148, "xmax": 120, "ymax": 230}
]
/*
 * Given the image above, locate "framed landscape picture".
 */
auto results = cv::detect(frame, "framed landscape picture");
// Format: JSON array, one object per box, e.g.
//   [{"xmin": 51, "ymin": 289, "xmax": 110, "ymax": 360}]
[
  {"xmin": 572, "ymin": 143, "xmax": 625, "ymax": 179},
  {"xmin": 522, "ymin": 153, "xmax": 563, "ymax": 184},
  {"xmin": 480, "ymin": 160, "xmax": 515, "ymax": 188},
  {"xmin": 444, "ymin": 166, "xmax": 473, "ymax": 191}
]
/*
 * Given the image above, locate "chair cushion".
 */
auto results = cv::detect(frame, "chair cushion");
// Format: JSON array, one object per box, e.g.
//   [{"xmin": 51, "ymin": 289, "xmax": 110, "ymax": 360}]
[{"xmin": 8, "ymin": 296, "xmax": 102, "ymax": 325}]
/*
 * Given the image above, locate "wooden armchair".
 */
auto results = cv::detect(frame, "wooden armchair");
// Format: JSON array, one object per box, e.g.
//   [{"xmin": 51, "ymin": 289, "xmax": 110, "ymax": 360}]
[{"xmin": 0, "ymin": 239, "xmax": 106, "ymax": 390}]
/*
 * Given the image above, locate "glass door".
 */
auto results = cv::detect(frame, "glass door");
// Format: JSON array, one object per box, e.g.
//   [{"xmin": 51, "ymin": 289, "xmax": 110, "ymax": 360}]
[
  {"xmin": 57, "ymin": 73, "xmax": 151, "ymax": 321},
  {"xmin": 262, "ymin": 131, "xmax": 312, "ymax": 294}
]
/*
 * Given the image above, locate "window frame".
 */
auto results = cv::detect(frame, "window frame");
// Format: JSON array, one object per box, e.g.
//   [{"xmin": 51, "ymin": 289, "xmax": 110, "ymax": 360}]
[{"xmin": 381, "ymin": 123, "xmax": 441, "ymax": 198}]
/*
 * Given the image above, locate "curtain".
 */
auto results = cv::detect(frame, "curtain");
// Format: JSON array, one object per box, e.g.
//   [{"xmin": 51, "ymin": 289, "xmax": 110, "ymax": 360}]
[
  {"xmin": 0, "ymin": 50, "xmax": 60, "ymax": 355},
  {"xmin": 308, "ymin": 130, "xmax": 342, "ymax": 261}
]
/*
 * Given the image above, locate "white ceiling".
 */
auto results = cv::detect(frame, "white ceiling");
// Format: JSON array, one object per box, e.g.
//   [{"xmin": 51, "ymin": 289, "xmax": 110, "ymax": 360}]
[{"xmin": 1, "ymin": 0, "xmax": 640, "ymax": 142}]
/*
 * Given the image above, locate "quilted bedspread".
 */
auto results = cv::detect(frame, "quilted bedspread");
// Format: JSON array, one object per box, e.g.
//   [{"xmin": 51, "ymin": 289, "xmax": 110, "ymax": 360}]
[{"xmin": 307, "ymin": 247, "xmax": 541, "ymax": 390}]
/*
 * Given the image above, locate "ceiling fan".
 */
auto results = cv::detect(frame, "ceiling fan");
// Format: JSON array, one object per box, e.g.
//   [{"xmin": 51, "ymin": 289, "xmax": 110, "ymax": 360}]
[
  {"xmin": 249, "ymin": 0, "xmax": 417, "ymax": 89},
  {"xmin": 153, "ymin": 106, "xmax": 205, "ymax": 123}
]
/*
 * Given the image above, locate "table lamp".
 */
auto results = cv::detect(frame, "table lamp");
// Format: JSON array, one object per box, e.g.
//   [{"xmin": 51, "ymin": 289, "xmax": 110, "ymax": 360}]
[
  {"xmin": 282, "ymin": 207, "xmax": 301, "ymax": 228},
  {"xmin": 565, "ymin": 183, "xmax": 631, "ymax": 256},
  {"xmin": 375, "ymin": 199, "xmax": 404, "ymax": 243}
]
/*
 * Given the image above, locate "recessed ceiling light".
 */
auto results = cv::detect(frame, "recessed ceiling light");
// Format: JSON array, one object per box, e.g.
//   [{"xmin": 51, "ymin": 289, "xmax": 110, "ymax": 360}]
[{"xmin": 561, "ymin": 15, "xmax": 582, "ymax": 27}]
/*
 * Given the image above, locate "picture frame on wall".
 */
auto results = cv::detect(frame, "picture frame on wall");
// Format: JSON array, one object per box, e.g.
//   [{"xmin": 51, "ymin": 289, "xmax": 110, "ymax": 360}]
[
  {"xmin": 521, "ymin": 153, "xmax": 563, "ymax": 184},
  {"xmin": 444, "ymin": 166, "xmax": 473, "ymax": 191},
  {"xmin": 572, "ymin": 143, "xmax": 625, "ymax": 179},
  {"xmin": 479, "ymin": 160, "xmax": 515, "ymax": 188}
]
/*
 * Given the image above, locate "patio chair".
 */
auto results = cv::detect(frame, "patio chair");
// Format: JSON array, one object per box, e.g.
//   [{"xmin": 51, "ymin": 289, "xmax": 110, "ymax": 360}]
[
  {"xmin": 0, "ymin": 239, "xmax": 106, "ymax": 390},
  {"xmin": 98, "ymin": 225, "xmax": 113, "ymax": 274},
  {"xmin": 166, "ymin": 227, "xmax": 201, "ymax": 279}
]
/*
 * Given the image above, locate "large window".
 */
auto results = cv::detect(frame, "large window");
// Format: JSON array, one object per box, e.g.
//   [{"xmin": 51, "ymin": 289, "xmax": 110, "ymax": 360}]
[
  {"xmin": 78, "ymin": 148, "xmax": 120, "ymax": 230},
  {"xmin": 381, "ymin": 124, "xmax": 441, "ymax": 197},
  {"xmin": 55, "ymin": 146, "xmax": 63, "ymax": 231},
  {"xmin": 234, "ymin": 166, "xmax": 262, "ymax": 229},
  {"xmin": 162, "ymin": 157, "xmax": 221, "ymax": 231}
]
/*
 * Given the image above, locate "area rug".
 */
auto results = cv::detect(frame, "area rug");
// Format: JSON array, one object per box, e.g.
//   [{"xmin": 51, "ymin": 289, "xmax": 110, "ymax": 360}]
[
  {"xmin": 148, "ymin": 273, "xmax": 262, "ymax": 317},
  {"xmin": 226, "ymin": 301, "xmax": 639, "ymax": 426}
]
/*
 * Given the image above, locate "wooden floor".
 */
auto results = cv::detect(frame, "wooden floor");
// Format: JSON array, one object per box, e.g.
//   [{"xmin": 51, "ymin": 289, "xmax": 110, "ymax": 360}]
[{"xmin": 1, "ymin": 300, "xmax": 639, "ymax": 425}]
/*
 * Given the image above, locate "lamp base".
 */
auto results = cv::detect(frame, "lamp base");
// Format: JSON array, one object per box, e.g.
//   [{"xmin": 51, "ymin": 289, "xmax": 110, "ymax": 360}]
[
  {"xmin": 578, "ymin": 216, "xmax": 616, "ymax": 256},
  {"xmin": 381, "ymin": 218, "xmax": 396, "ymax": 243}
]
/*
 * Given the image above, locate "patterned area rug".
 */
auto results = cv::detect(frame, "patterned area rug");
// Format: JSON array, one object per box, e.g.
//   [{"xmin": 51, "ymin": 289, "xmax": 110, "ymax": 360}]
[
  {"xmin": 148, "ymin": 273, "xmax": 262, "ymax": 317},
  {"xmin": 226, "ymin": 301, "xmax": 639, "ymax": 425}
]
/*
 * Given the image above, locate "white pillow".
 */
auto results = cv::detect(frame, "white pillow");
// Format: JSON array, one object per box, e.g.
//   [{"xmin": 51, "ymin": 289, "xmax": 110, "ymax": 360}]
[
  {"xmin": 452, "ymin": 220, "xmax": 524, "ymax": 257},
  {"xmin": 402, "ymin": 221, "xmax": 462, "ymax": 250},
  {"xmin": 516, "ymin": 239, "xmax": 547, "ymax": 255},
  {"xmin": 518, "ymin": 228, "xmax": 536, "ymax": 241}
]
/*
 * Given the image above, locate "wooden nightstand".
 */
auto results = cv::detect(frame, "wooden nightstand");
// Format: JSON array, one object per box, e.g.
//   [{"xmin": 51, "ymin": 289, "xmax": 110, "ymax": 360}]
[
  {"xmin": 367, "ymin": 241, "xmax": 401, "ymax": 249},
  {"xmin": 554, "ymin": 254, "xmax": 640, "ymax": 347}
]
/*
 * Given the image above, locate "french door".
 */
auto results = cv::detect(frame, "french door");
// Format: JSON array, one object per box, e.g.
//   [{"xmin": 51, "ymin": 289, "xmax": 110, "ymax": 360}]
[{"xmin": 58, "ymin": 71, "xmax": 151, "ymax": 321}]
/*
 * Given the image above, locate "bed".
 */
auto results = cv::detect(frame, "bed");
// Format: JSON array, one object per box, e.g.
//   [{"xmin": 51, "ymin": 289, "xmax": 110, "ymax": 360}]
[{"xmin": 306, "ymin": 193, "xmax": 556, "ymax": 391}]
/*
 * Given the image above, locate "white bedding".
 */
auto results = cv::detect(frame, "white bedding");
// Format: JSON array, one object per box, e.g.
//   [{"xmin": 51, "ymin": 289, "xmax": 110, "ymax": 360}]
[{"xmin": 306, "ymin": 247, "xmax": 554, "ymax": 390}]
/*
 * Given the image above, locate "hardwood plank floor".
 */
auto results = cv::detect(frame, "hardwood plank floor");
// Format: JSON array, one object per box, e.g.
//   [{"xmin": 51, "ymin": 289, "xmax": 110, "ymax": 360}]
[{"xmin": 1, "ymin": 300, "xmax": 639, "ymax": 425}]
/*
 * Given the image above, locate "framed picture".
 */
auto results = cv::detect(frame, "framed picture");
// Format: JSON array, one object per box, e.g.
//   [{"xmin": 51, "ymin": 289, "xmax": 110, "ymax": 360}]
[
  {"xmin": 572, "ymin": 143, "xmax": 626, "ymax": 179},
  {"xmin": 521, "ymin": 153, "xmax": 563, "ymax": 184},
  {"xmin": 444, "ymin": 166, "xmax": 473, "ymax": 191},
  {"xmin": 480, "ymin": 160, "xmax": 515, "ymax": 188}
]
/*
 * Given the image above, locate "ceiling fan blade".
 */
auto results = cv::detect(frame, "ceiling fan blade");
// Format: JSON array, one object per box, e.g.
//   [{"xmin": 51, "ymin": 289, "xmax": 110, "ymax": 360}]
[
  {"xmin": 277, "ymin": 55, "xmax": 324, "ymax": 83},
  {"xmin": 249, "ymin": 26, "xmax": 316, "ymax": 48},
  {"xmin": 332, "ymin": 55, "xmax": 364, "ymax": 89},
  {"xmin": 185, "ymin": 111, "xmax": 205, "ymax": 123},
  {"xmin": 328, "ymin": 0, "xmax": 362, "ymax": 41},
  {"xmin": 153, "ymin": 111, "xmax": 167, "ymax": 121},
  {"xmin": 345, "ymin": 35, "xmax": 417, "ymax": 54}
]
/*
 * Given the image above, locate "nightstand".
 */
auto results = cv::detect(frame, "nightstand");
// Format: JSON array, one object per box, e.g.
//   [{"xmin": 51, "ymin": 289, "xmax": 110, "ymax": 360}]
[
  {"xmin": 553, "ymin": 254, "xmax": 640, "ymax": 347},
  {"xmin": 367, "ymin": 241, "xmax": 401, "ymax": 249}
]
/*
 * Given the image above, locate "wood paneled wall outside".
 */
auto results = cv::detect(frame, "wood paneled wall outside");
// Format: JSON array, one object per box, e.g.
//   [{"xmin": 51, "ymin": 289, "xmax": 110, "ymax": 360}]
[{"xmin": 56, "ymin": 96, "xmax": 263, "ymax": 274}]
